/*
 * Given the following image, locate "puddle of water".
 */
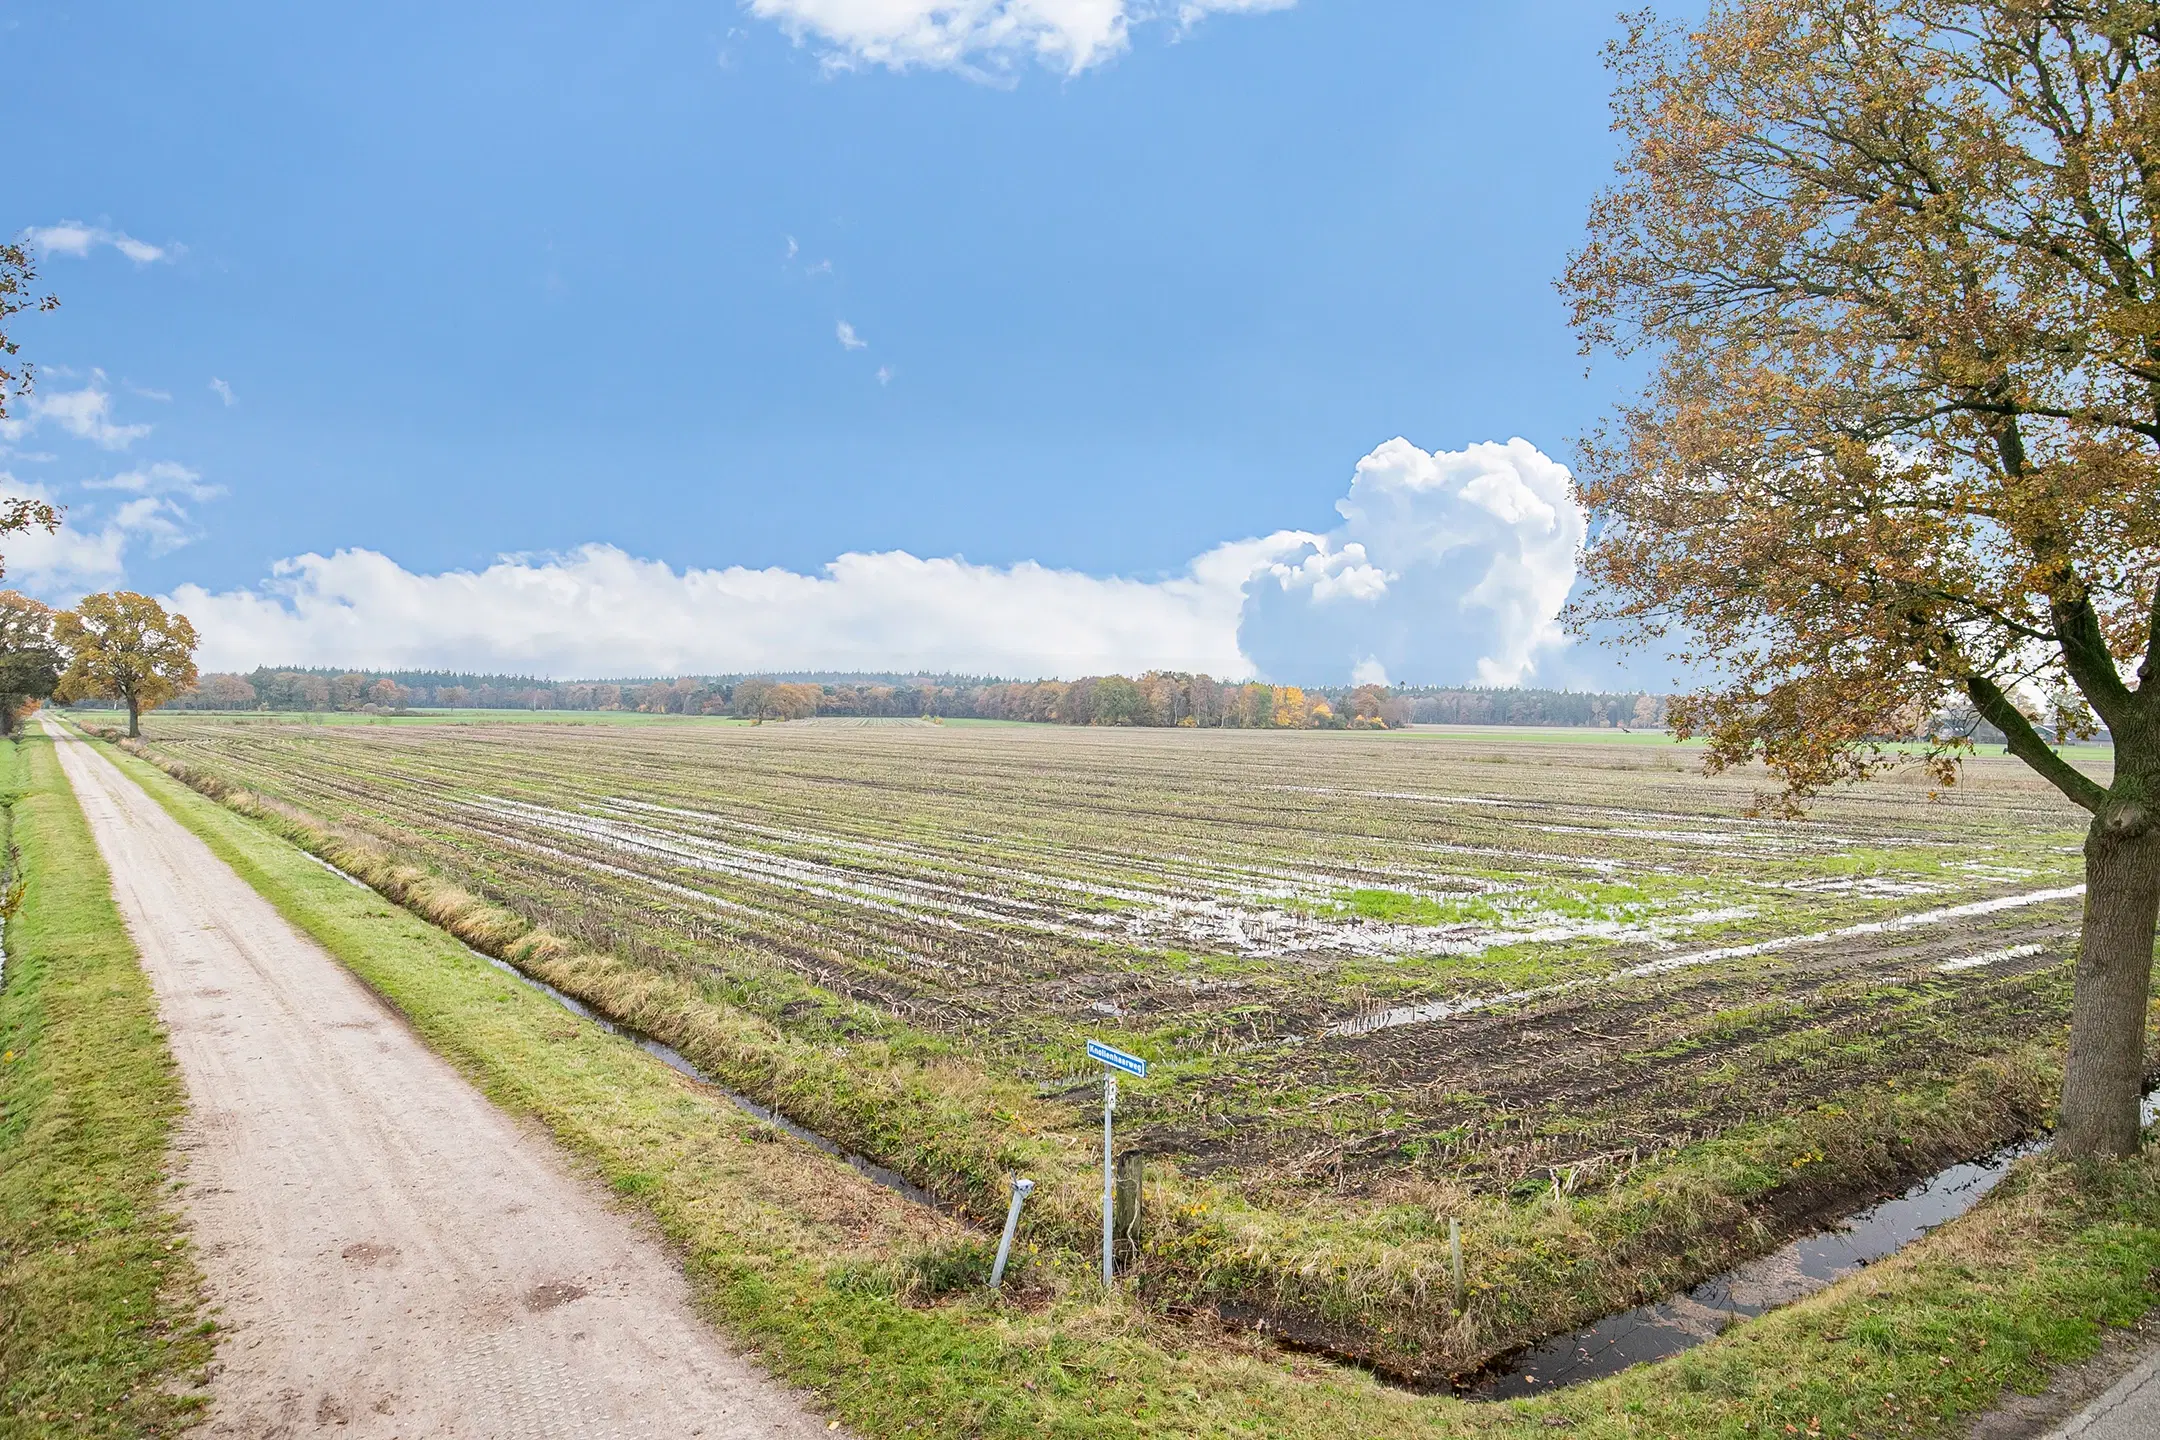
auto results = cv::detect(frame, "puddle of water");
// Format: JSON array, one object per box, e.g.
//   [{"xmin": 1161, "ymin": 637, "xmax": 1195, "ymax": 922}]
[
  {"xmin": 1332, "ymin": 884, "xmax": 2086, "ymax": 1039},
  {"xmin": 299, "ymin": 848, "xmax": 371, "ymax": 889},
  {"xmin": 1467, "ymin": 1089, "xmax": 2160, "ymax": 1399}
]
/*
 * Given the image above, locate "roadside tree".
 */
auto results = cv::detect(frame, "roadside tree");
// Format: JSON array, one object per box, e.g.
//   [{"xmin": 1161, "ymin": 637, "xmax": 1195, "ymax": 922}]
[
  {"xmin": 1563, "ymin": 1, "xmax": 2160, "ymax": 1154},
  {"xmin": 0, "ymin": 591, "xmax": 60, "ymax": 734},
  {"xmin": 54, "ymin": 591, "xmax": 200, "ymax": 738}
]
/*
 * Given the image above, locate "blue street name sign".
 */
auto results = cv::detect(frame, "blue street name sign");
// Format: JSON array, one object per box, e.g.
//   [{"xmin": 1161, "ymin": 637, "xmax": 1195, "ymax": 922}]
[{"xmin": 1086, "ymin": 1039, "xmax": 1148, "ymax": 1077}]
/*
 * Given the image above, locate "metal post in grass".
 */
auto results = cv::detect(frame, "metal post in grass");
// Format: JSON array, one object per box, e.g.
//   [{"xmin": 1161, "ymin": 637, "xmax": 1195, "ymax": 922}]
[
  {"xmin": 1086, "ymin": 1038, "xmax": 1148, "ymax": 1291},
  {"xmin": 989, "ymin": 1177, "xmax": 1034, "ymax": 1292},
  {"xmin": 1450, "ymin": 1218, "xmax": 1465, "ymax": 1314},
  {"xmin": 1102, "ymin": 1073, "xmax": 1117, "ymax": 1288}
]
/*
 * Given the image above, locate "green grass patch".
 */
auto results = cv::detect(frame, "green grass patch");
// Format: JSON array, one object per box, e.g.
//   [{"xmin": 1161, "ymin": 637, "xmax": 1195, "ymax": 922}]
[
  {"xmin": 1296, "ymin": 874, "xmax": 1720, "ymax": 935},
  {"xmin": 1341, "ymin": 887, "xmax": 1496, "ymax": 926},
  {"xmin": 0, "ymin": 733, "xmax": 212, "ymax": 1437}
]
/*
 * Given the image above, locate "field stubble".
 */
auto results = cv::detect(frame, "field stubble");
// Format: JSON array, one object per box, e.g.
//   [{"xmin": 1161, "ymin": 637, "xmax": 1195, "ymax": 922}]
[{"xmin": 124, "ymin": 714, "xmax": 2118, "ymax": 1379}]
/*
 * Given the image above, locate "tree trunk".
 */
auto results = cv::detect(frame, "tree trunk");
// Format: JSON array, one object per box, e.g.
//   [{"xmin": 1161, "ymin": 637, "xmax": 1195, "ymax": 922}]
[
  {"xmin": 2057, "ymin": 812, "xmax": 2160, "ymax": 1158},
  {"xmin": 127, "ymin": 694, "xmax": 140, "ymax": 738}
]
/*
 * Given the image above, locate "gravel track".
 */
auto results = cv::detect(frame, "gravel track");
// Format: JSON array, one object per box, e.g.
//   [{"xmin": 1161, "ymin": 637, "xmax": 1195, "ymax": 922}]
[{"xmin": 48, "ymin": 718, "xmax": 833, "ymax": 1440}]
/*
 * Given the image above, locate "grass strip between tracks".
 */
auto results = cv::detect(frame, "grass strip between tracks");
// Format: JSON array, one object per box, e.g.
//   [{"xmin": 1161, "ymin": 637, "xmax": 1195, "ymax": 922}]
[
  {"xmin": 81, "ymin": 723, "xmax": 2160, "ymax": 1438},
  {"xmin": 0, "ymin": 732, "xmax": 213, "ymax": 1438}
]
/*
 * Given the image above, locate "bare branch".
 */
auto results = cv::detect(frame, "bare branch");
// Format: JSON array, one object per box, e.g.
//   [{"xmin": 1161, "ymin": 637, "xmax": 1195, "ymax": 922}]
[{"xmin": 1965, "ymin": 672, "xmax": 2108, "ymax": 813}]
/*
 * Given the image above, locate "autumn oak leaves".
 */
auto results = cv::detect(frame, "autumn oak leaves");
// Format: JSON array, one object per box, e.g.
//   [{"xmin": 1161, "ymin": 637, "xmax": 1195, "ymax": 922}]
[
  {"xmin": 1562, "ymin": 1, "xmax": 2160, "ymax": 1156},
  {"xmin": 54, "ymin": 592, "xmax": 200, "ymax": 737}
]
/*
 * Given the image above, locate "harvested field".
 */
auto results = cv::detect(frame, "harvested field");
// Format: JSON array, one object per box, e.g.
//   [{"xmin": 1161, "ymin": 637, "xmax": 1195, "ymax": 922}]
[{"xmin": 123, "ymin": 713, "xmax": 2114, "ymax": 1375}]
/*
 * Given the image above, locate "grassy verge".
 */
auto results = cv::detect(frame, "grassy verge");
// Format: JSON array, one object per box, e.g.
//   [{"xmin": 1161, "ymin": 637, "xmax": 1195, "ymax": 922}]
[
  {"xmin": 70, "ymin": 720, "xmax": 2160, "ymax": 1436},
  {"xmin": 109, "ymin": 727, "xmax": 2096, "ymax": 1383},
  {"xmin": 0, "ymin": 731, "xmax": 211, "ymax": 1437}
]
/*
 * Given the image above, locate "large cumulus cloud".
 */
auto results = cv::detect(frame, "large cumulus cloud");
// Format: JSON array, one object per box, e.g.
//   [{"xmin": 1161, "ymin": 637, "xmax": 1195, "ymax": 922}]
[{"xmin": 1237, "ymin": 436, "xmax": 1585, "ymax": 686}]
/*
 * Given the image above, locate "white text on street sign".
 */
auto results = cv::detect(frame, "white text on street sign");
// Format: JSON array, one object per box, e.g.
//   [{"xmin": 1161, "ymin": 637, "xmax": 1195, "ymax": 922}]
[{"xmin": 1086, "ymin": 1039, "xmax": 1148, "ymax": 1077}]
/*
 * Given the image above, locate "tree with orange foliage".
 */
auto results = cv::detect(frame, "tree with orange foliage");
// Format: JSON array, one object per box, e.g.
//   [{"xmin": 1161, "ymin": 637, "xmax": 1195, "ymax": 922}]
[
  {"xmin": 0, "ymin": 591, "xmax": 59, "ymax": 734},
  {"xmin": 54, "ymin": 591, "xmax": 199, "ymax": 738},
  {"xmin": 1564, "ymin": 0, "xmax": 2160, "ymax": 1155}
]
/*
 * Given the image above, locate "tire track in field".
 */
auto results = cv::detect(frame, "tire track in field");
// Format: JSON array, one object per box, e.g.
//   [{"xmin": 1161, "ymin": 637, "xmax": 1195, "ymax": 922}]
[{"xmin": 1327, "ymin": 883, "xmax": 2086, "ymax": 1037}]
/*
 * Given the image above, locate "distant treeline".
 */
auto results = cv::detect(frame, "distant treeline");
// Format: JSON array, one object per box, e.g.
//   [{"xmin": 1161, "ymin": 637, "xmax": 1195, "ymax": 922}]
[{"xmin": 153, "ymin": 666, "xmax": 1673, "ymax": 731}]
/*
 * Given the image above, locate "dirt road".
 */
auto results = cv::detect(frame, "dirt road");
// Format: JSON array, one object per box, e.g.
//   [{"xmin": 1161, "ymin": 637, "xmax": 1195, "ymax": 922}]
[{"xmin": 48, "ymin": 719, "xmax": 835, "ymax": 1439}]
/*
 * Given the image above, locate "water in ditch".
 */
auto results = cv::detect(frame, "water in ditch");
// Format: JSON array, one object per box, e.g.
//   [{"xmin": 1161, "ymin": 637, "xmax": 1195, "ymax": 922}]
[
  {"xmin": 471, "ymin": 948, "xmax": 942, "ymax": 1208},
  {"xmin": 1467, "ymin": 1088, "xmax": 2160, "ymax": 1399},
  {"xmin": 302, "ymin": 846, "xmax": 940, "ymax": 1209}
]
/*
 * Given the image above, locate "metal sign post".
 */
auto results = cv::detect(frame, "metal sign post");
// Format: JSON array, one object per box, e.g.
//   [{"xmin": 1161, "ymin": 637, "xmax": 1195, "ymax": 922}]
[
  {"xmin": 1085, "ymin": 1039, "xmax": 1148, "ymax": 1291},
  {"xmin": 1101, "ymin": 1074, "xmax": 1117, "ymax": 1288},
  {"xmin": 989, "ymin": 1176, "xmax": 1034, "ymax": 1291}
]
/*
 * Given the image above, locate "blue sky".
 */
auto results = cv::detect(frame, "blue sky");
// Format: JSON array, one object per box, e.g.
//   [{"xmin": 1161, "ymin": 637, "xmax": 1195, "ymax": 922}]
[{"xmin": 3, "ymin": 1, "xmax": 1683, "ymax": 687}]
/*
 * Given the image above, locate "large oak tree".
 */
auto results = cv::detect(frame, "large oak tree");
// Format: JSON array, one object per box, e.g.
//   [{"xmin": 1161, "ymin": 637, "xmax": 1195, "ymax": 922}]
[
  {"xmin": 55, "ymin": 591, "xmax": 199, "ymax": 738},
  {"xmin": 1563, "ymin": 0, "xmax": 2160, "ymax": 1155}
]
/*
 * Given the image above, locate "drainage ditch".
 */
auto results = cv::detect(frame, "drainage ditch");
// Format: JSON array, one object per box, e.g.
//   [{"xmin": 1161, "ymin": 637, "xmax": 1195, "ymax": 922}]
[
  {"xmin": 1465, "ymin": 1087, "xmax": 2160, "ymax": 1399},
  {"xmin": 303, "ymin": 846, "xmax": 943, "ymax": 1211},
  {"xmin": 468, "ymin": 946, "xmax": 941, "ymax": 1208}
]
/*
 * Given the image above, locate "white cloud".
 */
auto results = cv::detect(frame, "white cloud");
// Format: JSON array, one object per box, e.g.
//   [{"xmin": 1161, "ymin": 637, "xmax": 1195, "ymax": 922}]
[
  {"xmin": 173, "ymin": 541, "xmax": 1284, "ymax": 678},
  {"xmin": 210, "ymin": 377, "xmax": 236, "ymax": 406},
  {"xmin": 748, "ymin": 0, "xmax": 1291, "ymax": 78},
  {"xmin": 1, "ymin": 451, "xmax": 220, "ymax": 598},
  {"xmin": 0, "ymin": 477, "xmax": 199, "ymax": 598},
  {"xmin": 161, "ymin": 436, "xmax": 1588, "ymax": 686},
  {"xmin": 1262, "ymin": 537, "xmax": 1390, "ymax": 603},
  {"xmin": 1238, "ymin": 437, "xmax": 1586, "ymax": 687},
  {"xmin": 876, "ymin": 364, "xmax": 895, "ymax": 385},
  {"xmin": 6, "ymin": 379, "xmax": 152, "ymax": 451},
  {"xmin": 23, "ymin": 221, "xmax": 172, "ymax": 265},
  {"xmin": 84, "ymin": 460, "xmax": 224, "ymax": 502},
  {"xmin": 109, "ymin": 495, "xmax": 199, "ymax": 557},
  {"xmin": 836, "ymin": 319, "xmax": 868, "ymax": 350},
  {"xmin": 1342, "ymin": 437, "xmax": 1582, "ymax": 684},
  {"xmin": 1176, "ymin": 0, "xmax": 1295, "ymax": 19}
]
